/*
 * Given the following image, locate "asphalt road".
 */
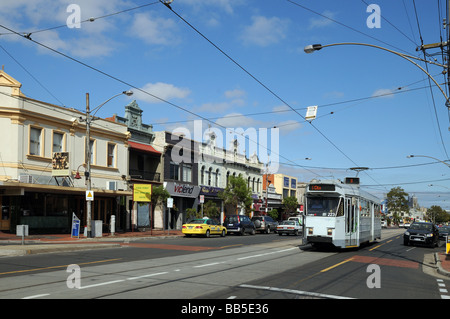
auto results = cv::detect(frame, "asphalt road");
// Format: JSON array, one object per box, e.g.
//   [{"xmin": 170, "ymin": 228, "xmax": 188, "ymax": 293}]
[{"xmin": 0, "ymin": 228, "xmax": 448, "ymax": 303}]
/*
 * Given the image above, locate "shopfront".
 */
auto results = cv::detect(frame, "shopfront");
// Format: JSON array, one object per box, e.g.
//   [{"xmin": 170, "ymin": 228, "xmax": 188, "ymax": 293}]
[
  {"xmin": 0, "ymin": 184, "xmax": 131, "ymax": 234},
  {"xmin": 165, "ymin": 182, "xmax": 200, "ymax": 230}
]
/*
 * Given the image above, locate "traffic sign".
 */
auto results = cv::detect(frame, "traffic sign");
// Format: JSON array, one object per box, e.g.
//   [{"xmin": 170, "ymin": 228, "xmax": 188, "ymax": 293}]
[{"xmin": 86, "ymin": 190, "xmax": 94, "ymax": 201}]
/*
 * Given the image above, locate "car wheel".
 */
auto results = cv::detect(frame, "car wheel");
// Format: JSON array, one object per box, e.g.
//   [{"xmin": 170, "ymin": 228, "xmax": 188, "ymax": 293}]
[
  {"xmin": 221, "ymin": 229, "xmax": 226, "ymax": 237},
  {"xmin": 205, "ymin": 229, "xmax": 210, "ymax": 238},
  {"xmin": 403, "ymin": 240, "xmax": 409, "ymax": 246},
  {"xmin": 250, "ymin": 228, "xmax": 256, "ymax": 235},
  {"xmin": 266, "ymin": 227, "xmax": 271, "ymax": 234},
  {"xmin": 294, "ymin": 230, "xmax": 298, "ymax": 236}
]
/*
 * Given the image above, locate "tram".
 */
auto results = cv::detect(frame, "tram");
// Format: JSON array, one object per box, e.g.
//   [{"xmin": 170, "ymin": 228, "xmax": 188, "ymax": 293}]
[{"xmin": 304, "ymin": 178, "xmax": 382, "ymax": 249}]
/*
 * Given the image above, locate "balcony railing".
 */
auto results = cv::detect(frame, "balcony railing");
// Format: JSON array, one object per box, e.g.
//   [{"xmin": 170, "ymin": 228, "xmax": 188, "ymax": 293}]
[{"xmin": 129, "ymin": 169, "xmax": 160, "ymax": 182}]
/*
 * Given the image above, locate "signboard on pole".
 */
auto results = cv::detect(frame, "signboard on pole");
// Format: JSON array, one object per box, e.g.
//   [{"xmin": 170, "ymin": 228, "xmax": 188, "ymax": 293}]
[
  {"xmin": 199, "ymin": 195, "xmax": 204, "ymax": 204},
  {"xmin": 133, "ymin": 184, "xmax": 152, "ymax": 202},
  {"xmin": 305, "ymin": 105, "xmax": 318, "ymax": 121},
  {"xmin": 86, "ymin": 190, "xmax": 94, "ymax": 201},
  {"xmin": 167, "ymin": 197, "xmax": 173, "ymax": 208}
]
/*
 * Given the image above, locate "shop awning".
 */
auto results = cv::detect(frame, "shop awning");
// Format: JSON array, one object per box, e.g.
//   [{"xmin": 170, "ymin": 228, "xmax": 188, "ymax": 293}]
[{"xmin": 128, "ymin": 141, "xmax": 161, "ymax": 155}]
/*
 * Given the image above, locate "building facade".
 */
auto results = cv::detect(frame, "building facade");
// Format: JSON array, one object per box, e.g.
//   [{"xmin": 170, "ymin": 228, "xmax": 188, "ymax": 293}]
[{"xmin": 0, "ymin": 70, "xmax": 131, "ymax": 234}]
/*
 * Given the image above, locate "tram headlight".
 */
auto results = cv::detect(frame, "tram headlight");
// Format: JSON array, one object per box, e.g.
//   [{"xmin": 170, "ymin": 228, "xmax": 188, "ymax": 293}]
[
  {"xmin": 307, "ymin": 227, "xmax": 313, "ymax": 235},
  {"xmin": 327, "ymin": 228, "xmax": 334, "ymax": 236}
]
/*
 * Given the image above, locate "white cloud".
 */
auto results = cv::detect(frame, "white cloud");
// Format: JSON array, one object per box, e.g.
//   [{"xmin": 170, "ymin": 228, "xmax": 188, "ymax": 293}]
[
  {"xmin": 130, "ymin": 12, "xmax": 180, "ymax": 46},
  {"xmin": 372, "ymin": 88, "xmax": 396, "ymax": 98},
  {"xmin": 241, "ymin": 16, "xmax": 289, "ymax": 47},
  {"xmin": 136, "ymin": 82, "xmax": 191, "ymax": 104},
  {"xmin": 215, "ymin": 112, "xmax": 262, "ymax": 128},
  {"xmin": 308, "ymin": 10, "xmax": 337, "ymax": 29}
]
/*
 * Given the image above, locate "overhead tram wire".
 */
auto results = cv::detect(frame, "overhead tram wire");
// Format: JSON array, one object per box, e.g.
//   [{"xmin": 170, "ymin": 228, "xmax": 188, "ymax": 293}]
[
  {"xmin": 0, "ymin": 23, "xmax": 323, "ymax": 179},
  {"xmin": 159, "ymin": 1, "xmax": 391, "ymax": 190},
  {"xmin": 160, "ymin": 1, "xmax": 360, "ymax": 167},
  {"xmin": 413, "ymin": 0, "xmax": 450, "ymax": 160},
  {"xmin": 0, "ymin": 1, "xmax": 160, "ymax": 37}
]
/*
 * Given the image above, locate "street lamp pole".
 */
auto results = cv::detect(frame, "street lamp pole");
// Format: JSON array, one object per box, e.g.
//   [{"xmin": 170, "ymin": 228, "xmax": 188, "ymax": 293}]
[
  {"xmin": 84, "ymin": 90, "xmax": 133, "ymax": 238},
  {"xmin": 406, "ymin": 154, "xmax": 450, "ymax": 169},
  {"xmin": 304, "ymin": 42, "xmax": 450, "ymax": 106}
]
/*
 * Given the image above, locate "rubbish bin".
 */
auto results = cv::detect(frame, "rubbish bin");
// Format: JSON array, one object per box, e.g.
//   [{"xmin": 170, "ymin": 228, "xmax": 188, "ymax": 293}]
[{"xmin": 94, "ymin": 220, "xmax": 102, "ymax": 237}]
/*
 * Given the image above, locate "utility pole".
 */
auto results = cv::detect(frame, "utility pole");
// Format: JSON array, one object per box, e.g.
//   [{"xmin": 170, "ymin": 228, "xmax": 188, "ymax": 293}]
[{"xmin": 85, "ymin": 93, "xmax": 93, "ymax": 238}]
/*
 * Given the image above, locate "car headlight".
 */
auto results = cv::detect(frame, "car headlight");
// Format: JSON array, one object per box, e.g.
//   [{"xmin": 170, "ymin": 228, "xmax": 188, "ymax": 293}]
[
  {"xmin": 404, "ymin": 231, "xmax": 410, "ymax": 236},
  {"xmin": 426, "ymin": 233, "xmax": 434, "ymax": 237}
]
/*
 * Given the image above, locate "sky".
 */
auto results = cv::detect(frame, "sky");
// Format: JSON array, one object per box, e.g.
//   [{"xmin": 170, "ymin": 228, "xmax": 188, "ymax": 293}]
[{"xmin": 1, "ymin": 0, "xmax": 450, "ymax": 209}]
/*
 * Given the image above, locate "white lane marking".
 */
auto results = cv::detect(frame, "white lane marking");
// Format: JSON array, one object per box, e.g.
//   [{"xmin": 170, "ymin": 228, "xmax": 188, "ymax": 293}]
[
  {"xmin": 194, "ymin": 262, "xmax": 223, "ymax": 268},
  {"xmin": 237, "ymin": 247, "xmax": 297, "ymax": 260},
  {"xmin": 79, "ymin": 279, "xmax": 125, "ymax": 289},
  {"xmin": 127, "ymin": 271, "xmax": 169, "ymax": 280},
  {"xmin": 22, "ymin": 293, "xmax": 50, "ymax": 299},
  {"xmin": 239, "ymin": 284, "xmax": 354, "ymax": 299}
]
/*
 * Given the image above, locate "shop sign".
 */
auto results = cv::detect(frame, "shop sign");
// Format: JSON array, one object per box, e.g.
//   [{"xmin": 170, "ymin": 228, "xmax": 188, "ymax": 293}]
[
  {"xmin": 165, "ymin": 182, "xmax": 200, "ymax": 198},
  {"xmin": 199, "ymin": 186, "xmax": 223, "ymax": 197},
  {"xmin": 133, "ymin": 184, "xmax": 152, "ymax": 202}
]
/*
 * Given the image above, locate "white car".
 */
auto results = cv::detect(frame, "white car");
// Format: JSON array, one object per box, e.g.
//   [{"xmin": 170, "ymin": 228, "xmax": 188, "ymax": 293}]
[{"xmin": 277, "ymin": 220, "xmax": 301, "ymax": 236}]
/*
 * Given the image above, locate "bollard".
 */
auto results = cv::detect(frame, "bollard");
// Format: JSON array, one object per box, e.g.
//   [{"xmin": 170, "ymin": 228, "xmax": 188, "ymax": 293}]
[{"xmin": 111, "ymin": 215, "xmax": 115, "ymax": 236}]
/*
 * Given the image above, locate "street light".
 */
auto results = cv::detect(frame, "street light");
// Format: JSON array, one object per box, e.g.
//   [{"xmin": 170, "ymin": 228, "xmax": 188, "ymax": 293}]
[
  {"xmin": 304, "ymin": 42, "xmax": 449, "ymax": 106},
  {"xmin": 81, "ymin": 90, "xmax": 133, "ymax": 238},
  {"xmin": 406, "ymin": 154, "xmax": 450, "ymax": 169}
]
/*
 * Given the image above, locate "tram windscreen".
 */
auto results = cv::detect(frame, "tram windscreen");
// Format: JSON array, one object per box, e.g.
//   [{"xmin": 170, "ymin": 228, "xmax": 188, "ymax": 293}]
[{"xmin": 307, "ymin": 197, "xmax": 341, "ymax": 217}]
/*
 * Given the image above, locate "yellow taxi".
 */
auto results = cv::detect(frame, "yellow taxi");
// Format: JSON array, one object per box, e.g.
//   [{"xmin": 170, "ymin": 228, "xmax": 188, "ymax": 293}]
[{"xmin": 182, "ymin": 218, "xmax": 227, "ymax": 237}]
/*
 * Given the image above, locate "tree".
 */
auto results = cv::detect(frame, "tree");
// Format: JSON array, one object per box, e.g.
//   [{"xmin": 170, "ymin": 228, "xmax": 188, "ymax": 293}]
[
  {"xmin": 426, "ymin": 205, "xmax": 450, "ymax": 224},
  {"xmin": 386, "ymin": 187, "xmax": 409, "ymax": 223},
  {"xmin": 218, "ymin": 175, "xmax": 253, "ymax": 215},
  {"xmin": 283, "ymin": 196, "xmax": 299, "ymax": 216},
  {"xmin": 203, "ymin": 200, "xmax": 220, "ymax": 218}
]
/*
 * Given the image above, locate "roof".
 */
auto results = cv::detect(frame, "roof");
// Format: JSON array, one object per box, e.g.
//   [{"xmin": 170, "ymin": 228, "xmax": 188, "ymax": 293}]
[{"xmin": 128, "ymin": 141, "xmax": 161, "ymax": 155}]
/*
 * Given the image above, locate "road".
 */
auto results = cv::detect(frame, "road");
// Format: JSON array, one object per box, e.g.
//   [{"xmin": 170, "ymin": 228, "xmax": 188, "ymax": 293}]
[{"xmin": 0, "ymin": 228, "xmax": 448, "ymax": 304}]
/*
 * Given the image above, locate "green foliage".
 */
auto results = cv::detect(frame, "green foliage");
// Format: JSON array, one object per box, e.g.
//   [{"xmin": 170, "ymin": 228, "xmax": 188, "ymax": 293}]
[
  {"xmin": 386, "ymin": 187, "xmax": 409, "ymax": 215},
  {"xmin": 218, "ymin": 175, "xmax": 253, "ymax": 215},
  {"xmin": 283, "ymin": 196, "xmax": 298, "ymax": 215}
]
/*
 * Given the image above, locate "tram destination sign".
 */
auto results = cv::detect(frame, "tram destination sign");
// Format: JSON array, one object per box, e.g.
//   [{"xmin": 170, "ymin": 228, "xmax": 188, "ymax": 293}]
[{"xmin": 308, "ymin": 184, "xmax": 336, "ymax": 191}]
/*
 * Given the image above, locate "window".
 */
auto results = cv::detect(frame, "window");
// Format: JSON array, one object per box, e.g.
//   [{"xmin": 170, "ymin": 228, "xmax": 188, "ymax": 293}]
[
  {"xmin": 182, "ymin": 163, "xmax": 192, "ymax": 182},
  {"xmin": 200, "ymin": 166, "xmax": 205, "ymax": 185},
  {"xmin": 208, "ymin": 167, "xmax": 212, "ymax": 186},
  {"xmin": 215, "ymin": 169, "xmax": 219, "ymax": 187},
  {"xmin": 52, "ymin": 132, "xmax": 64, "ymax": 153},
  {"xmin": 29, "ymin": 127, "xmax": 42, "ymax": 156},
  {"xmin": 107, "ymin": 143, "xmax": 116, "ymax": 167},
  {"xmin": 169, "ymin": 161, "xmax": 180, "ymax": 180}
]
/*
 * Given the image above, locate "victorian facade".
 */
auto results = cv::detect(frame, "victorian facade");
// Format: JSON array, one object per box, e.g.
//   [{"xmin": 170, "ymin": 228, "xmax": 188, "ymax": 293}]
[{"xmin": 0, "ymin": 70, "xmax": 131, "ymax": 233}]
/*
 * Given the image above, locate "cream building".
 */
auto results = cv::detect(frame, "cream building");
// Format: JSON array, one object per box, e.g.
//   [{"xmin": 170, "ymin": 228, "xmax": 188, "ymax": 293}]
[{"xmin": 0, "ymin": 70, "xmax": 131, "ymax": 234}]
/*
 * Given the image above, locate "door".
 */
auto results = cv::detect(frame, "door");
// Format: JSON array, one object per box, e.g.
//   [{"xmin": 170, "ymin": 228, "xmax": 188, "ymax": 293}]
[
  {"xmin": 0, "ymin": 197, "xmax": 10, "ymax": 231},
  {"xmin": 345, "ymin": 197, "xmax": 358, "ymax": 247}
]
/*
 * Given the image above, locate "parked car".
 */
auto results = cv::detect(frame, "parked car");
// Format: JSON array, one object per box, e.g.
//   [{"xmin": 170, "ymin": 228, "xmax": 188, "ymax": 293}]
[
  {"xmin": 381, "ymin": 220, "xmax": 387, "ymax": 228},
  {"xmin": 251, "ymin": 216, "xmax": 278, "ymax": 234},
  {"xmin": 403, "ymin": 222, "xmax": 439, "ymax": 247},
  {"xmin": 182, "ymin": 219, "xmax": 227, "ymax": 238},
  {"xmin": 288, "ymin": 216, "xmax": 303, "ymax": 226},
  {"xmin": 223, "ymin": 215, "xmax": 255, "ymax": 235},
  {"xmin": 277, "ymin": 220, "xmax": 301, "ymax": 236},
  {"xmin": 438, "ymin": 225, "xmax": 450, "ymax": 241}
]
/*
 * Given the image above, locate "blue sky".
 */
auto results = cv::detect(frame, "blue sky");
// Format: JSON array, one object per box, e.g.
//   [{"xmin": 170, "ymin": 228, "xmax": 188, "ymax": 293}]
[{"xmin": 1, "ymin": 0, "xmax": 450, "ymax": 209}]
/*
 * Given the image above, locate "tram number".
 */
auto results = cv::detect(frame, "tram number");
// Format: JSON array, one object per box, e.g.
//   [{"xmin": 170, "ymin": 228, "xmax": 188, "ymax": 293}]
[{"xmin": 309, "ymin": 184, "xmax": 335, "ymax": 191}]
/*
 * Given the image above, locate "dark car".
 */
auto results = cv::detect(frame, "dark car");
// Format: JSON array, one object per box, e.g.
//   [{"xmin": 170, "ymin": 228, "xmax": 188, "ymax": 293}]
[
  {"xmin": 438, "ymin": 225, "xmax": 450, "ymax": 241},
  {"xmin": 223, "ymin": 215, "xmax": 255, "ymax": 235},
  {"xmin": 251, "ymin": 215, "xmax": 278, "ymax": 234},
  {"xmin": 403, "ymin": 222, "xmax": 440, "ymax": 247}
]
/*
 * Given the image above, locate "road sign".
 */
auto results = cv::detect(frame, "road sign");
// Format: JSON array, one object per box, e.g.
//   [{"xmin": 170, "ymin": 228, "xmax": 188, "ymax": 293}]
[
  {"xmin": 167, "ymin": 197, "xmax": 173, "ymax": 208},
  {"xmin": 199, "ymin": 195, "xmax": 204, "ymax": 204},
  {"xmin": 86, "ymin": 190, "xmax": 94, "ymax": 201}
]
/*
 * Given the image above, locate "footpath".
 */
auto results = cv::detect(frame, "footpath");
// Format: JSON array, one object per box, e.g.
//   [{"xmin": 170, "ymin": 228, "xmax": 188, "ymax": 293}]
[{"xmin": 0, "ymin": 229, "xmax": 183, "ymax": 257}]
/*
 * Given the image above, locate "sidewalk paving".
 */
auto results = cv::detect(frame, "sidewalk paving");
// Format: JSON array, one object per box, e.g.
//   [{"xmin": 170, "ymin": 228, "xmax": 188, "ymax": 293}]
[{"xmin": 0, "ymin": 230, "xmax": 183, "ymax": 256}]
